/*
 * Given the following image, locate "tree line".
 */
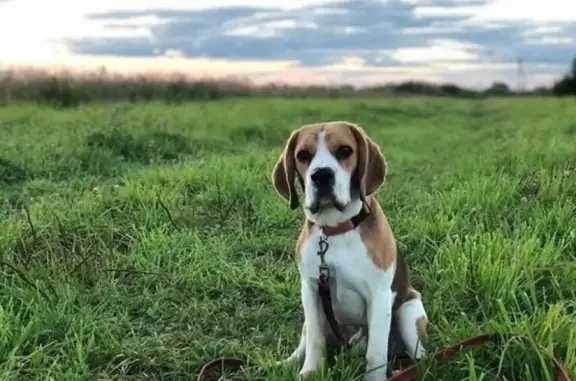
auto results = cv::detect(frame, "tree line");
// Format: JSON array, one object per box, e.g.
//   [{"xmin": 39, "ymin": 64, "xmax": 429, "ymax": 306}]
[{"xmin": 1, "ymin": 57, "xmax": 574, "ymax": 108}]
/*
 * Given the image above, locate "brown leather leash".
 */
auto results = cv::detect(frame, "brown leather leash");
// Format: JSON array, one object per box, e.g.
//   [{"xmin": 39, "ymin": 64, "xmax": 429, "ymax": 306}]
[
  {"xmin": 384, "ymin": 332, "xmax": 572, "ymax": 381},
  {"xmin": 196, "ymin": 199, "xmax": 572, "ymax": 380},
  {"xmin": 196, "ymin": 356, "xmax": 246, "ymax": 381},
  {"xmin": 196, "ymin": 332, "xmax": 572, "ymax": 381},
  {"xmin": 196, "ymin": 259, "xmax": 573, "ymax": 381}
]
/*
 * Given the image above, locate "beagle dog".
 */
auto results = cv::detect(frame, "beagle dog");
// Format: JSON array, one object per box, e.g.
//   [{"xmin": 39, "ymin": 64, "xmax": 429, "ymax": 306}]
[{"xmin": 271, "ymin": 121, "xmax": 429, "ymax": 381}]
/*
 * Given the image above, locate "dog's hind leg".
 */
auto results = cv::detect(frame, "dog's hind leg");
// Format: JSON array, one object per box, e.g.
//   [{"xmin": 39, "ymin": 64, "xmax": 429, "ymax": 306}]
[{"xmin": 395, "ymin": 288, "xmax": 428, "ymax": 360}]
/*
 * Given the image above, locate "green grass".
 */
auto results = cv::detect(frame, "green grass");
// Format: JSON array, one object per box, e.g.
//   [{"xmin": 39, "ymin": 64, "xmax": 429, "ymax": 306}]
[{"xmin": 1, "ymin": 97, "xmax": 575, "ymax": 381}]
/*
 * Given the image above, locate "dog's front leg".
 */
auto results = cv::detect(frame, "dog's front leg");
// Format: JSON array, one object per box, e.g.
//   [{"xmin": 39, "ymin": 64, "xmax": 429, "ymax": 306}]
[
  {"xmin": 278, "ymin": 323, "xmax": 306, "ymax": 366},
  {"xmin": 364, "ymin": 286, "xmax": 394, "ymax": 381},
  {"xmin": 299, "ymin": 280, "xmax": 325, "ymax": 377}
]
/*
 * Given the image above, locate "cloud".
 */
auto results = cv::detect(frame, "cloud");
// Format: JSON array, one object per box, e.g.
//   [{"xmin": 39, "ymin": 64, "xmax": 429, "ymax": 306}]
[
  {"xmin": 70, "ymin": 0, "xmax": 575, "ymax": 66},
  {"xmin": 1, "ymin": 0, "xmax": 574, "ymax": 89}
]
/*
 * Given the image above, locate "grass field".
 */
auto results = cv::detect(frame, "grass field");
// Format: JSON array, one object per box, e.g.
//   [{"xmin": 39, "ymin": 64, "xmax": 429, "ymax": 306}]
[{"xmin": 1, "ymin": 97, "xmax": 576, "ymax": 381}]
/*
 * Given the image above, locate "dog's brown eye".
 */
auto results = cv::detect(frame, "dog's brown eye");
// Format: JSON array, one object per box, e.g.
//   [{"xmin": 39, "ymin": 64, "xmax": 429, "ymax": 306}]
[
  {"xmin": 296, "ymin": 150, "xmax": 312, "ymax": 162},
  {"xmin": 336, "ymin": 146, "xmax": 353, "ymax": 160}
]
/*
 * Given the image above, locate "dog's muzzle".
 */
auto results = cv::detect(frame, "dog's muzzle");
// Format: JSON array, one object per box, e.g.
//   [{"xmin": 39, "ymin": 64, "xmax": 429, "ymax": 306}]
[
  {"xmin": 308, "ymin": 167, "xmax": 345, "ymax": 213},
  {"xmin": 311, "ymin": 167, "xmax": 335, "ymax": 198}
]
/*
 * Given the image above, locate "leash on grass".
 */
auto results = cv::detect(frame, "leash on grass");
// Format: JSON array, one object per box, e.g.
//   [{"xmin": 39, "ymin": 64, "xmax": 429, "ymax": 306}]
[
  {"xmin": 197, "ymin": 235, "xmax": 572, "ymax": 381},
  {"xmin": 198, "ymin": 231, "xmax": 571, "ymax": 381},
  {"xmin": 197, "ymin": 272, "xmax": 572, "ymax": 380},
  {"xmin": 196, "ymin": 332, "xmax": 572, "ymax": 381}
]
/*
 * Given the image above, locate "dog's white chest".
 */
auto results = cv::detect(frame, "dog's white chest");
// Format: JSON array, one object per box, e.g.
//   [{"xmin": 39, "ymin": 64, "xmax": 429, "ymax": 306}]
[{"xmin": 299, "ymin": 229, "xmax": 378, "ymax": 325}]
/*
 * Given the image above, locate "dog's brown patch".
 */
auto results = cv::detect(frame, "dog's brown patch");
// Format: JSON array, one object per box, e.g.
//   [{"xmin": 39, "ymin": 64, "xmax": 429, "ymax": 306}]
[
  {"xmin": 292, "ymin": 126, "xmax": 320, "ymax": 180},
  {"xmin": 358, "ymin": 196, "xmax": 397, "ymax": 271},
  {"xmin": 416, "ymin": 316, "xmax": 429, "ymax": 344},
  {"xmin": 322, "ymin": 123, "xmax": 359, "ymax": 173}
]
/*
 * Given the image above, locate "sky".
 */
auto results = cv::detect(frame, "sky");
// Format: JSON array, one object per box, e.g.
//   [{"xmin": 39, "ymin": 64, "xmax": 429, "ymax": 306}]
[{"xmin": 0, "ymin": 0, "xmax": 575, "ymax": 89}]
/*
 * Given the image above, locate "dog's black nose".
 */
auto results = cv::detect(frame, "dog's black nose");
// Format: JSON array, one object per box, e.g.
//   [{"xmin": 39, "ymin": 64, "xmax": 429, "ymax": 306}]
[{"xmin": 311, "ymin": 167, "xmax": 335, "ymax": 187}]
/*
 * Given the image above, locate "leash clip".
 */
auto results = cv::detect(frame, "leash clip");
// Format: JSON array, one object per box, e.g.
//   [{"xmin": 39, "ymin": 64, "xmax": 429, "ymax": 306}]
[
  {"xmin": 317, "ymin": 235, "xmax": 330, "ymax": 283},
  {"xmin": 317, "ymin": 235, "xmax": 329, "ymax": 257}
]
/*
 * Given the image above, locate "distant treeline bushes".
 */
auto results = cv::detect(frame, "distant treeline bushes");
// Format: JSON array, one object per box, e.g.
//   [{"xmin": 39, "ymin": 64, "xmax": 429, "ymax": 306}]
[{"xmin": 1, "ymin": 58, "xmax": 575, "ymax": 108}]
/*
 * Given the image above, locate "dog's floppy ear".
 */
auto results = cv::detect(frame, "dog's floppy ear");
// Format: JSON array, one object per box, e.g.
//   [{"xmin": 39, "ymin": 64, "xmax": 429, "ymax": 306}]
[
  {"xmin": 272, "ymin": 129, "xmax": 300, "ymax": 210},
  {"xmin": 349, "ymin": 123, "xmax": 387, "ymax": 201}
]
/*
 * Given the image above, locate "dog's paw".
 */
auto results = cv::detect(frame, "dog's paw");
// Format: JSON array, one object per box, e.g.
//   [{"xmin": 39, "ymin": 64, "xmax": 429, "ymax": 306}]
[
  {"xmin": 298, "ymin": 360, "xmax": 322, "ymax": 379},
  {"xmin": 298, "ymin": 368, "xmax": 319, "ymax": 379},
  {"xmin": 363, "ymin": 360, "xmax": 388, "ymax": 381},
  {"xmin": 363, "ymin": 369, "xmax": 388, "ymax": 381}
]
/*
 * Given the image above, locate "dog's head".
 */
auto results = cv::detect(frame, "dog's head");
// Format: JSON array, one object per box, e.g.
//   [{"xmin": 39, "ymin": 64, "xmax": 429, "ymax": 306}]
[{"xmin": 271, "ymin": 121, "xmax": 387, "ymax": 218}]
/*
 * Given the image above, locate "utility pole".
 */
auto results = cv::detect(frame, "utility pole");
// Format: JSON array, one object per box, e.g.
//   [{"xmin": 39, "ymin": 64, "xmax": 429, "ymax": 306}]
[{"xmin": 517, "ymin": 57, "xmax": 526, "ymax": 93}]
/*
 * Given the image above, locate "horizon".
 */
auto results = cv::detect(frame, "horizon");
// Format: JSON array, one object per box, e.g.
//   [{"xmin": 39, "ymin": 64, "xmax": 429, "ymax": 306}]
[{"xmin": 1, "ymin": 0, "xmax": 575, "ymax": 90}]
